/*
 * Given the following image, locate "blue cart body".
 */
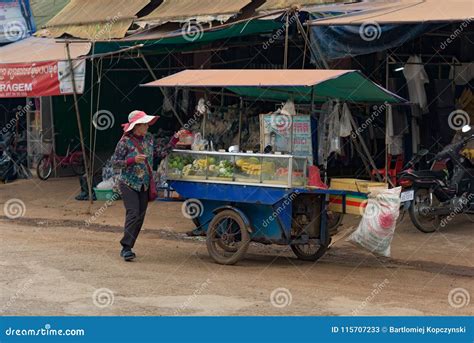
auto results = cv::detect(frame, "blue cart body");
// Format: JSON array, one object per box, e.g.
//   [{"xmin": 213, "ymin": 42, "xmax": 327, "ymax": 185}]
[{"xmin": 170, "ymin": 180, "xmax": 360, "ymax": 245}]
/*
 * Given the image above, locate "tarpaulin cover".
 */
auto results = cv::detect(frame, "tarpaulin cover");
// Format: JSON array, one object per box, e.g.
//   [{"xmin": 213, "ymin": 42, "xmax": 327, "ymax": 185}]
[
  {"xmin": 310, "ymin": 0, "xmax": 474, "ymax": 25},
  {"xmin": 140, "ymin": 0, "xmax": 252, "ymax": 23},
  {"xmin": 39, "ymin": 0, "xmax": 150, "ymax": 39},
  {"xmin": 310, "ymin": 19, "xmax": 439, "ymax": 60},
  {"xmin": 0, "ymin": 0, "xmax": 36, "ymax": 44},
  {"xmin": 142, "ymin": 69, "xmax": 406, "ymax": 103},
  {"xmin": 0, "ymin": 37, "xmax": 91, "ymax": 64},
  {"xmin": 94, "ymin": 19, "xmax": 282, "ymax": 54},
  {"xmin": 256, "ymin": 0, "xmax": 350, "ymax": 13}
]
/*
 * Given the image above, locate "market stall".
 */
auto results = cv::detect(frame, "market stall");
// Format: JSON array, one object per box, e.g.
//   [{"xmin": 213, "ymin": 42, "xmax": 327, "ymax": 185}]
[{"xmin": 142, "ymin": 69, "xmax": 405, "ymax": 265}]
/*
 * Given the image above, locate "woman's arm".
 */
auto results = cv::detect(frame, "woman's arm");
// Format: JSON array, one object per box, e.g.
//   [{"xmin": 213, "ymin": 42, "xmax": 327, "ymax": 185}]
[
  {"xmin": 111, "ymin": 137, "xmax": 135, "ymax": 169},
  {"xmin": 154, "ymin": 133, "xmax": 180, "ymax": 160}
]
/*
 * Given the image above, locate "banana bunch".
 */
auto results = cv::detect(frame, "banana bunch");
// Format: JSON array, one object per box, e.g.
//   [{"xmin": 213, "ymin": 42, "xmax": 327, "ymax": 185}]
[
  {"xmin": 192, "ymin": 159, "xmax": 209, "ymax": 170},
  {"xmin": 236, "ymin": 159, "xmax": 275, "ymax": 176}
]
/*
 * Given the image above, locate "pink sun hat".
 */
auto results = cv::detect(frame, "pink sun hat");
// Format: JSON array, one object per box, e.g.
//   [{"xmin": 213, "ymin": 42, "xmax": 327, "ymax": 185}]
[{"xmin": 122, "ymin": 110, "xmax": 159, "ymax": 133}]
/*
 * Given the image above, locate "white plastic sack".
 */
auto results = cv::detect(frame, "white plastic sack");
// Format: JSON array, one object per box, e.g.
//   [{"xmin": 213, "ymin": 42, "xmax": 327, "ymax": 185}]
[
  {"xmin": 348, "ymin": 186, "xmax": 402, "ymax": 257},
  {"xmin": 96, "ymin": 179, "xmax": 115, "ymax": 190}
]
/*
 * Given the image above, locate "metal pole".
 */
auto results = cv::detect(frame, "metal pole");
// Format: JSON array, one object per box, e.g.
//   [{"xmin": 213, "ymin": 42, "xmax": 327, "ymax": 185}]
[
  {"xmin": 238, "ymin": 97, "xmax": 243, "ymax": 148},
  {"xmin": 284, "ymin": 11, "xmax": 290, "ymax": 69},
  {"xmin": 65, "ymin": 41, "xmax": 93, "ymax": 211}
]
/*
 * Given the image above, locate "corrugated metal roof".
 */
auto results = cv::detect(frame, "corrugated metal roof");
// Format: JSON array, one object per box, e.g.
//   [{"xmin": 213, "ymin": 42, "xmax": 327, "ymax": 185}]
[
  {"xmin": 41, "ymin": 0, "xmax": 150, "ymax": 39},
  {"xmin": 30, "ymin": 0, "xmax": 70, "ymax": 28},
  {"xmin": 257, "ymin": 0, "xmax": 350, "ymax": 13},
  {"xmin": 310, "ymin": 0, "xmax": 474, "ymax": 25},
  {"xmin": 142, "ymin": 69, "xmax": 354, "ymax": 87},
  {"xmin": 141, "ymin": 0, "xmax": 252, "ymax": 23},
  {"xmin": 0, "ymin": 37, "xmax": 91, "ymax": 64}
]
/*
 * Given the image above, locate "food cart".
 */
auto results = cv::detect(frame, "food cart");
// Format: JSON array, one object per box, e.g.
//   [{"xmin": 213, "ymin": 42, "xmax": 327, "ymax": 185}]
[{"xmin": 142, "ymin": 69, "xmax": 404, "ymax": 265}]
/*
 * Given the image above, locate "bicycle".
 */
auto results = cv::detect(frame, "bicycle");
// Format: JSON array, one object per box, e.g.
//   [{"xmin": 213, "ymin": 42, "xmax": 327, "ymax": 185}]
[{"xmin": 37, "ymin": 135, "xmax": 86, "ymax": 180}]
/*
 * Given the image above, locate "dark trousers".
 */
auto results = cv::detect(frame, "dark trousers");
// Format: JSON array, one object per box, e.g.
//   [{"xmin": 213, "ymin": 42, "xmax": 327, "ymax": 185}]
[{"xmin": 120, "ymin": 182, "xmax": 149, "ymax": 251}]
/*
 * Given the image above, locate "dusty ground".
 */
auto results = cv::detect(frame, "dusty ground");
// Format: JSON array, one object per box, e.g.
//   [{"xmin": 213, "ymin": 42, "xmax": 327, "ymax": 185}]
[{"xmin": 0, "ymin": 177, "xmax": 473, "ymax": 316}]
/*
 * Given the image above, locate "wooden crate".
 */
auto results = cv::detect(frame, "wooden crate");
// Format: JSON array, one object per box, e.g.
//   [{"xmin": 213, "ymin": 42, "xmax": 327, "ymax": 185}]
[{"xmin": 328, "ymin": 178, "xmax": 388, "ymax": 215}]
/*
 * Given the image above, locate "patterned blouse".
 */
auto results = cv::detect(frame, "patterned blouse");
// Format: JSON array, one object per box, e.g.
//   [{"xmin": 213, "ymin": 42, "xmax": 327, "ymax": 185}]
[{"xmin": 112, "ymin": 133, "xmax": 178, "ymax": 192}]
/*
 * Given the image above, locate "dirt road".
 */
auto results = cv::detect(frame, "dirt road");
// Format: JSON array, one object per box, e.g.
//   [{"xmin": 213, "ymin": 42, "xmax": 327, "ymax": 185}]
[{"xmin": 1, "ymin": 215, "xmax": 472, "ymax": 316}]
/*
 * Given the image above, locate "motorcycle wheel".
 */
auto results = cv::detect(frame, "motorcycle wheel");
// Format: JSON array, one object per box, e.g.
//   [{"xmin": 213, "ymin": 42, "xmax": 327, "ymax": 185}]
[
  {"xmin": 409, "ymin": 188, "xmax": 441, "ymax": 233},
  {"xmin": 37, "ymin": 156, "xmax": 52, "ymax": 180}
]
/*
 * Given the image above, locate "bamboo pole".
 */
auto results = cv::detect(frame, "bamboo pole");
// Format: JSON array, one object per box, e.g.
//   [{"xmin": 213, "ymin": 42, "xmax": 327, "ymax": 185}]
[{"xmin": 284, "ymin": 10, "xmax": 290, "ymax": 69}]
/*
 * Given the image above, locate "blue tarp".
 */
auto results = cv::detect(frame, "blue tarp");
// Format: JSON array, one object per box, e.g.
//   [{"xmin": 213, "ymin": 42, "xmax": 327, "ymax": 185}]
[
  {"xmin": 309, "ymin": 15, "xmax": 441, "ymax": 60},
  {"xmin": 0, "ymin": 0, "xmax": 36, "ymax": 45}
]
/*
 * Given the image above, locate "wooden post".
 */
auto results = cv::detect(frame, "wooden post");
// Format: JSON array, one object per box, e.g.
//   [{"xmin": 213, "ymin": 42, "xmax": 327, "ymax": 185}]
[
  {"xmin": 295, "ymin": 13, "xmax": 329, "ymax": 69},
  {"xmin": 65, "ymin": 42, "xmax": 93, "ymax": 211},
  {"xmin": 385, "ymin": 54, "xmax": 390, "ymax": 185}
]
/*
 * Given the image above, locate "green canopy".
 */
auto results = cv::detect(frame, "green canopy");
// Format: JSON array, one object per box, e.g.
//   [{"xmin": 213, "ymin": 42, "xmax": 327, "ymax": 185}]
[
  {"xmin": 94, "ymin": 19, "xmax": 283, "ymax": 55},
  {"xmin": 142, "ymin": 69, "xmax": 406, "ymax": 104}
]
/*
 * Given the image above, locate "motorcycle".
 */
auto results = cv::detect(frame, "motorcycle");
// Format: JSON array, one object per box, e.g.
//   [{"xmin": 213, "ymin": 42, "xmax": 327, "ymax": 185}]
[{"xmin": 398, "ymin": 125, "xmax": 474, "ymax": 233}]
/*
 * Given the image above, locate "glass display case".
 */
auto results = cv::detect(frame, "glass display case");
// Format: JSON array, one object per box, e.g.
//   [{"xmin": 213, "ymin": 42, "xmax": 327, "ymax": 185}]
[{"xmin": 166, "ymin": 150, "xmax": 308, "ymax": 188}]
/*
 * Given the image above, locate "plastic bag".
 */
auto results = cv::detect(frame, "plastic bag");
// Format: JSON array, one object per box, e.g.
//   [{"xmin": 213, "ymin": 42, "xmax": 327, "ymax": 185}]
[
  {"xmin": 191, "ymin": 132, "xmax": 207, "ymax": 151},
  {"xmin": 340, "ymin": 103, "xmax": 352, "ymax": 137},
  {"xmin": 328, "ymin": 102, "xmax": 341, "ymax": 154},
  {"xmin": 347, "ymin": 186, "xmax": 402, "ymax": 257}
]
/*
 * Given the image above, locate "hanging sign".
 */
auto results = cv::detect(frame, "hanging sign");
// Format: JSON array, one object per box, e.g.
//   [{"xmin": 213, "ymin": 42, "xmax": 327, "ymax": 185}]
[{"xmin": 0, "ymin": 59, "xmax": 86, "ymax": 98}]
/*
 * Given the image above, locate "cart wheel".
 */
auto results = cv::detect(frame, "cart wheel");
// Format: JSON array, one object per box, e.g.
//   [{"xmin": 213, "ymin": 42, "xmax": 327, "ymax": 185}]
[
  {"xmin": 290, "ymin": 238, "xmax": 331, "ymax": 262},
  {"xmin": 327, "ymin": 211, "xmax": 344, "ymax": 235},
  {"xmin": 206, "ymin": 210, "xmax": 250, "ymax": 265}
]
